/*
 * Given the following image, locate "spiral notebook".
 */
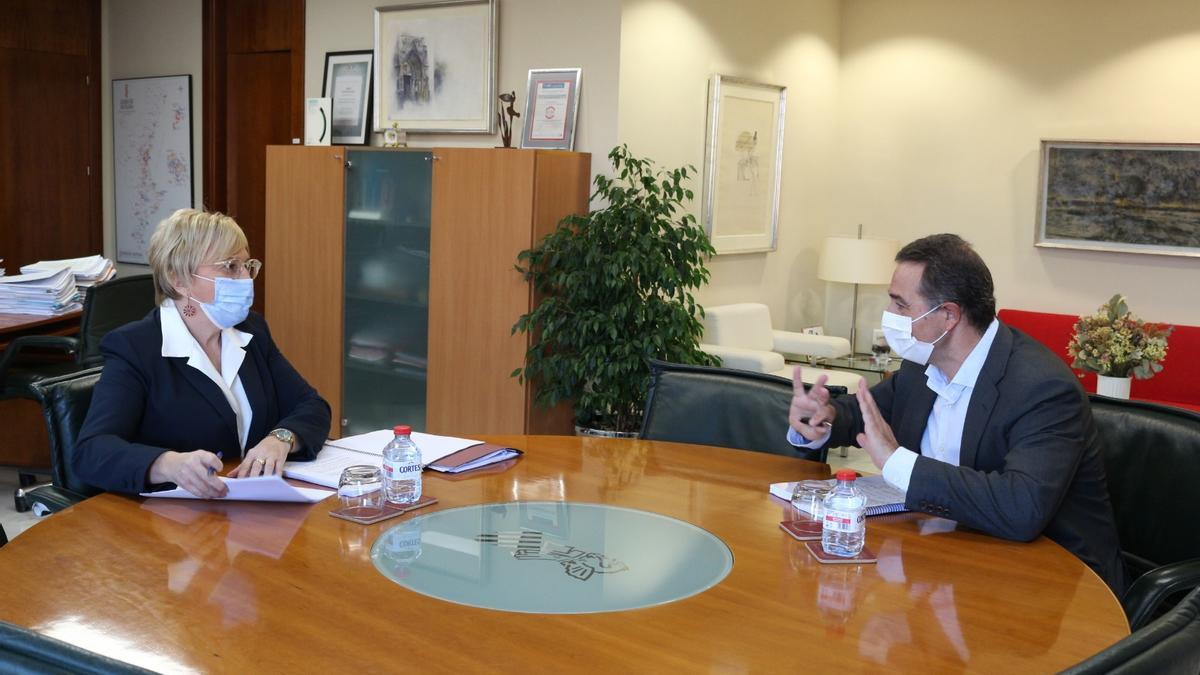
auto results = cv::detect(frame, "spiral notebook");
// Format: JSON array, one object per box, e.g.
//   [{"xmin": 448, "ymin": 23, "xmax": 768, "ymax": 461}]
[{"xmin": 769, "ymin": 474, "xmax": 908, "ymax": 517}]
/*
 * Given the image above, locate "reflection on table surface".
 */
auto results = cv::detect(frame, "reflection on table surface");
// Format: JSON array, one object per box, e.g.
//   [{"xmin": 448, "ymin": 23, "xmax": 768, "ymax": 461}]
[{"xmin": 0, "ymin": 435, "xmax": 1127, "ymax": 673}]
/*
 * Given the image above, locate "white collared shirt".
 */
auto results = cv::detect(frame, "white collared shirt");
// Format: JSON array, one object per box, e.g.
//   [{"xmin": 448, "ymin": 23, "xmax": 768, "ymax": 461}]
[
  {"xmin": 160, "ymin": 301, "xmax": 254, "ymax": 453},
  {"xmin": 786, "ymin": 319, "xmax": 1001, "ymax": 493}
]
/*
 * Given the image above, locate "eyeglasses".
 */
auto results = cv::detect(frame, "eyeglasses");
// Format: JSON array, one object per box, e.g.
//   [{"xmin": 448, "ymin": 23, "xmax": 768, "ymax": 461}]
[{"xmin": 203, "ymin": 258, "xmax": 263, "ymax": 279}]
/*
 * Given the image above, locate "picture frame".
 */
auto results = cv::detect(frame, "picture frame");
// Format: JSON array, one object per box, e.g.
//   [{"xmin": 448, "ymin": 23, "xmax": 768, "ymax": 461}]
[
  {"xmin": 1036, "ymin": 140, "xmax": 1200, "ymax": 258},
  {"xmin": 112, "ymin": 74, "xmax": 194, "ymax": 265},
  {"xmin": 322, "ymin": 50, "xmax": 374, "ymax": 145},
  {"xmin": 701, "ymin": 75, "xmax": 786, "ymax": 255},
  {"xmin": 520, "ymin": 67, "xmax": 581, "ymax": 150},
  {"xmin": 373, "ymin": 0, "xmax": 497, "ymax": 134}
]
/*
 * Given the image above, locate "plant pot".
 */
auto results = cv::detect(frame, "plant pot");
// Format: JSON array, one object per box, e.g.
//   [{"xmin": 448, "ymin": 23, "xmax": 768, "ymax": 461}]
[
  {"xmin": 574, "ymin": 425, "xmax": 640, "ymax": 439},
  {"xmin": 1096, "ymin": 375, "xmax": 1132, "ymax": 399}
]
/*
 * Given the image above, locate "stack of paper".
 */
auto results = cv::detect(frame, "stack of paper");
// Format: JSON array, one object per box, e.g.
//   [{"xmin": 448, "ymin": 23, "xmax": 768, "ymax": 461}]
[
  {"xmin": 284, "ymin": 429, "xmax": 518, "ymax": 488},
  {"xmin": 21, "ymin": 254, "xmax": 116, "ymax": 288},
  {"xmin": 0, "ymin": 267, "xmax": 81, "ymax": 316}
]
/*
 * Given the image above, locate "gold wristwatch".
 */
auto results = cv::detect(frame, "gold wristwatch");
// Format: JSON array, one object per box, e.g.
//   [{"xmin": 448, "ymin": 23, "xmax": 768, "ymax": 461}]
[{"xmin": 269, "ymin": 428, "xmax": 296, "ymax": 452}]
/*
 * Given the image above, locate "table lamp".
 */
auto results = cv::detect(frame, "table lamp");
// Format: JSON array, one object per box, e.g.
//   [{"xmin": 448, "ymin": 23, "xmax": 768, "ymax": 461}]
[{"xmin": 817, "ymin": 226, "xmax": 900, "ymax": 359}]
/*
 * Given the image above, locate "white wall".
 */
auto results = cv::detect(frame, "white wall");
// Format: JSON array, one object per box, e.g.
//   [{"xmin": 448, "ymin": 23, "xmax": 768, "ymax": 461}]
[
  {"xmin": 619, "ymin": 0, "xmax": 843, "ymax": 335},
  {"xmin": 101, "ymin": 0, "xmax": 203, "ymax": 277},
  {"xmin": 305, "ymin": 0, "xmax": 621, "ymax": 179},
  {"xmin": 836, "ymin": 0, "xmax": 1200, "ymax": 326}
]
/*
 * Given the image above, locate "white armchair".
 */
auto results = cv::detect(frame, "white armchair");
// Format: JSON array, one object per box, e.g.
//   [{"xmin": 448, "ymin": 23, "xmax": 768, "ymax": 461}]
[{"xmin": 700, "ymin": 303, "xmax": 862, "ymax": 393}]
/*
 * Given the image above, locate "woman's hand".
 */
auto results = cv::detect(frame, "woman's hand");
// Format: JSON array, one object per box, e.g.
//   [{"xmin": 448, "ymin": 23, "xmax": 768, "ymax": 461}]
[
  {"xmin": 228, "ymin": 435, "xmax": 291, "ymax": 478},
  {"xmin": 149, "ymin": 450, "xmax": 228, "ymax": 499}
]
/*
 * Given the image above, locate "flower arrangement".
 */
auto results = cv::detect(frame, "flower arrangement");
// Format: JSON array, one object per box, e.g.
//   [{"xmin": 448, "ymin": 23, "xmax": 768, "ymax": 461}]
[{"xmin": 1067, "ymin": 294, "xmax": 1173, "ymax": 379}]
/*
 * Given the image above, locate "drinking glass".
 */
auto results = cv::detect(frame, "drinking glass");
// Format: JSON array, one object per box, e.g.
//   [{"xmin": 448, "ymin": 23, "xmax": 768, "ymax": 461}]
[
  {"xmin": 791, "ymin": 480, "xmax": 832, "ymax": 521},
  {"xmin": 338, "ymin": 465, "xmax": 384, "ymax": 518}
]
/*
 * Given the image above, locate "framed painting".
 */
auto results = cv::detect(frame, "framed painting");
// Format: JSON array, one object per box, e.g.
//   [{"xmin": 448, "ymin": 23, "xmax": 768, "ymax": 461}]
[
  {"xmin": 1036, "ymin": 140, "xmax": 1200, "ymax": 258},
  {"xmin": 322, "ymin": 50, "xmax": 374, "ymax": 144},
  {"xmin": 701, "ymin": 75, "xmax": 786, "ymax": 255},
  {"xmin": 112, "ymin": 74, "xmax": 194, "ymax": 265},
  {"xmin": 373, "ymin": 0, "xmax": 497, "ymax": 134}
]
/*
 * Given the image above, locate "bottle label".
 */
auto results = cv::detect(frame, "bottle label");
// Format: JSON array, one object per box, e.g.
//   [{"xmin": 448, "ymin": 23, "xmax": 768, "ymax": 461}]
[
  {"xmin": 823, "ymin": 509, "xmax": 864, "ymax": 533},
  {"xmin": 383, "ymin": 461, "xmax": 422, "ymax": 478}
]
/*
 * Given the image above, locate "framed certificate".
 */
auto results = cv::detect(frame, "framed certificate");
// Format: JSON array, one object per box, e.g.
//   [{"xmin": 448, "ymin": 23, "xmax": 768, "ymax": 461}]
[
  {"xmin": 521, "ymin": 68, "xmax": 581, "ymax": 150},
  {"xmin": 322, "ymin": 50, "xmax": 374, "ymax": 145}
]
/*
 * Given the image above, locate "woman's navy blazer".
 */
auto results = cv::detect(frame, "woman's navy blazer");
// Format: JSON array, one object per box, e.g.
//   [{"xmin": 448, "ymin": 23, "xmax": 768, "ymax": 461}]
[{"xmin": 74, "ymin": 309, "xmax": 331, "ymax": 494}]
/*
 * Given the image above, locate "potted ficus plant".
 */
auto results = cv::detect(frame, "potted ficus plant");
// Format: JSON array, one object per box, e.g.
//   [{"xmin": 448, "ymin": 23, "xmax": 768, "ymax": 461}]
[{"xmin": 512, "ymin": 145, "xmax": 720, "ymax": 435}]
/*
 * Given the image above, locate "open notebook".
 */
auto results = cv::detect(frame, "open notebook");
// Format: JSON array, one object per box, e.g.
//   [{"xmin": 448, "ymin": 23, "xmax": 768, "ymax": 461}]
[
  {"xmin": 770, "ymin": 474, "xmax": 908, "ymax": 517},
  {"xmin": 283, "ymin": 430, "xmax": 521, "ymax": 488}
]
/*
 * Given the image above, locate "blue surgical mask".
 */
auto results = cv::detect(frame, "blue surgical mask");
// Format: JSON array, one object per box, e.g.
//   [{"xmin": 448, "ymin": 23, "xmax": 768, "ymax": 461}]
[{"xmin": 190, "ymin": 274, "xmax": 253, "ymax": 329}]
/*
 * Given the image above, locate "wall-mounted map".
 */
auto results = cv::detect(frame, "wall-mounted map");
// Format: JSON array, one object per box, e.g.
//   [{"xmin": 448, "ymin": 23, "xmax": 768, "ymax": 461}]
[{"xmin": 113, "ymin": 75, "xmax": 193, "ymax": 264}]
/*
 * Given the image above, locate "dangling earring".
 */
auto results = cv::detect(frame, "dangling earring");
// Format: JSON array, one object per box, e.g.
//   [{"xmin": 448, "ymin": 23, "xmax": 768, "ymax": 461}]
[{"xmin": 182, "ymin": 300, "xmax": 198, "ymax": 317}]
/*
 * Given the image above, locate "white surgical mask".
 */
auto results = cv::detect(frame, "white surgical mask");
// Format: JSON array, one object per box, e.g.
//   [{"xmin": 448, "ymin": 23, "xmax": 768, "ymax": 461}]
[
  {"xmin": 190, "ymin": 274, "xmax": 254, "ymax": 329},
  {"xmin": 881, "ymin": 303, "xmax": 949, "ymax": 366}
]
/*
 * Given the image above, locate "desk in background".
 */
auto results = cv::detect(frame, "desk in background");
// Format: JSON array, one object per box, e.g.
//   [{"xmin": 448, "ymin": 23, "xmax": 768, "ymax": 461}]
[
  {"xmin": 0, "ymin": 435, "xmax": 1128, "ymax": 672},
  {"xmin": 0, "ymin": 310, "xmax": 82, "ymax": 470}
]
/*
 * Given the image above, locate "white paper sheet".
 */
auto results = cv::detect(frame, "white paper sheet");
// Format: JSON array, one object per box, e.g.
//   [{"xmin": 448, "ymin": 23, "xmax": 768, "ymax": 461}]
[{"xmin": 141, "ymin": 475, "xmax": 333, "ymax": 503}]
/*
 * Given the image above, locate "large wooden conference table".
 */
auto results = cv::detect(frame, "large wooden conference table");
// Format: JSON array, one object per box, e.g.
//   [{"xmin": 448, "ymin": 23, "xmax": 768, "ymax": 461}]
[{"xmin": 0, "ymin": 435, "xmax": 1128, "ymax": 672}]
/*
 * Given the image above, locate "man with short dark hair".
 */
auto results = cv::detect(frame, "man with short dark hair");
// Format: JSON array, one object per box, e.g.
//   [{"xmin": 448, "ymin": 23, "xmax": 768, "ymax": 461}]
[{"xmin": 789, "ymin": 233, "xmax": 1124, "ymax": 592}]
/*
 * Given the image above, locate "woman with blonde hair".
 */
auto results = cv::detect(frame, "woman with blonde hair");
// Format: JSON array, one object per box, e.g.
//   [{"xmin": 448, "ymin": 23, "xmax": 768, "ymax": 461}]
[{"xmin": 75, "ymin": 209, "xmax": 330, "ymax": 497}]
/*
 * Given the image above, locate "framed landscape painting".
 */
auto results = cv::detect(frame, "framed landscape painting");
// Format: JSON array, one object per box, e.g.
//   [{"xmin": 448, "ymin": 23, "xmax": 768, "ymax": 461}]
[
  {"xmin": 1036, "ymin": 140, "xmax": 1200, "ymax": 258},
  {"xmin": 373, "ymin": 0, "xmax": 497, "ymax": 134}
]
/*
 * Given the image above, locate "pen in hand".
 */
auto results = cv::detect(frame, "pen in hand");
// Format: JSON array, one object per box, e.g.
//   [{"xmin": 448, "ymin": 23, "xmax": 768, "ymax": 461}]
[
  {"xmin": 799, "ymin": 417, "xmax": 833, "ymax": 428},
  {"xmin": 207, "ymin": 451, "xmax": 224, "ymax": 476}
]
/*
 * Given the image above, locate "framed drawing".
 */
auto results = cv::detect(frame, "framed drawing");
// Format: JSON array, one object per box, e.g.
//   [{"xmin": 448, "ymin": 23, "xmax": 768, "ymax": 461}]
[
  {"xmin": 112, "ymin": 75, "xmax": 194, "ymax": 265},
  {"xmin": 1037, "ymin": 140, "xmax": 1200, "ymax": 258},
  {"xmin": 322, "ymin": 50, "xmax": 374, "ymax": 144},
  {"xmin": 373, "ymin": 0, "xmax": 497, "ymax": 134},
  {"xmin": 520, "ymin": 68, "xmax": 581, "ymax": 150},
  {"xmin": 701, "ymin": 75, "xmax": 786, "ymax": 255}
]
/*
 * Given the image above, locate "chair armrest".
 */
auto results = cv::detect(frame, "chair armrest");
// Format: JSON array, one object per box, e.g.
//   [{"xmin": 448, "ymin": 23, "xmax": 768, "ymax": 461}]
[
  {"xmin": 771, "ymin": 330, "xmax": 852, "ymax": 359},
  {"xmin": 1123, "ymin": 558, "xmax": 1200, "ymax": 630},
  {"xmin": 700, "ymin": 344, "xmax": 787, "ymax": 374},
  {"xmin": 0, "ymin": 335, "xmax": 80, "ymax": 379},
  {"xmin": 25, "ymin": 484, "xmax": 89, "ymax": 516}
]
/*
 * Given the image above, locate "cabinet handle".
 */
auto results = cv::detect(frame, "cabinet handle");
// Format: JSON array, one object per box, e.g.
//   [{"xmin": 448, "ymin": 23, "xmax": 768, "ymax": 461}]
[
  {"xmin": 341, "ymin": 418, "xmax": 349, "ymax": 427},
  {"xmin": 345, "ymin": 160, "xmax": 353, "ymax": 169},
  {"xmin": 427, "ymin": 154, "xmax": 440, "ymax": 161}
]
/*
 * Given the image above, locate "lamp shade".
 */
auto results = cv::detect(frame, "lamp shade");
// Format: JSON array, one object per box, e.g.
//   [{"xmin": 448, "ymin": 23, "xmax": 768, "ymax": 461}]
[{"xmin": 817, "ymin": 236, "xmax": 900, "ymax": 285}]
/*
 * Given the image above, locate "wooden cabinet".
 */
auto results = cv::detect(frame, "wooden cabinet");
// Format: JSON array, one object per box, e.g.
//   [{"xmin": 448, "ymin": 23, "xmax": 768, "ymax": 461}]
[{"xmin": 265, "ymin": 146, "xmax": 588, "ymax": 438}]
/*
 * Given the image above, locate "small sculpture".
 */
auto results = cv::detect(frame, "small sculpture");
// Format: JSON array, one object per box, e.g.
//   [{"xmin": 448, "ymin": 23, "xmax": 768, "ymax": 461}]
[
  {"xmin": 497, "ymin": 91, "xmax": 521, "ymax": 148},
  {"xmin": 383, "ymin": 122, "xmax": 404, "ymax": 148}
]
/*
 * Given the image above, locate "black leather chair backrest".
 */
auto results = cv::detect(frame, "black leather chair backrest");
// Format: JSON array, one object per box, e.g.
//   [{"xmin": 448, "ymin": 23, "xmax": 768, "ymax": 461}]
[
  {"xmin": 77, "ymin": 275, "xmax": 155, "ymax": 365},
  {"xmin": 1060, "ymin": 585, "xmax": 1200, "ymax": 675},
  {"xmin": 0, "ymin": 619, "xmax": 157, "ymax": 675},
  {"xmin": 30, "ymin": 367, "xmax": 104, "ymax": 498},
  {"xmin": 640, "ymin": 359, "xmax": 846, "ymax": 462},
  {"xmin": 1089, "ymin": 395, "xmax": 1200, "ymax": 577}
]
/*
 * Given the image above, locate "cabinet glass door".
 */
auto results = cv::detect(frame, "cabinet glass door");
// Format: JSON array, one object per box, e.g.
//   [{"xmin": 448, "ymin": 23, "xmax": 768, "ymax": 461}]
[{"xmin": 342, "ymin": 150, "xmax": 432, "ymax": 435}]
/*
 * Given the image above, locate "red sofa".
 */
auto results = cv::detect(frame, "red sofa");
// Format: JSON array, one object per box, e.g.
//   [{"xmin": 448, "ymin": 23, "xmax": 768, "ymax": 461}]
[{"xmin": 998, "ymin": 309, "xmax": 1200, "ymax": 412}]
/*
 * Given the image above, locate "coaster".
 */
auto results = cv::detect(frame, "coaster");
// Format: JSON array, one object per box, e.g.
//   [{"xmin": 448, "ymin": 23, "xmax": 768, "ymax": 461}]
[
  {"xmin": 804, "ymin": 540, "xmax": 877, "ymax": 564},
  {"xmin": 779, "ymin": 520, "xmax": 823, "ymax": 541},
  {"xmin": 329, "ymin": 495, "xmax": 438, "ymax": 525}
]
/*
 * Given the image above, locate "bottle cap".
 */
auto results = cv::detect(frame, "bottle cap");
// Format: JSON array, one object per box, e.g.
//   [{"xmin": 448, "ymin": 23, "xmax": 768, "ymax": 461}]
[
  {"xmin": 835, "ymin": 469, "xmax": 857, "ymax": 481},
  {"xmin": 394, "ymin": 425, "xmax": 412, "ymax": 435}
]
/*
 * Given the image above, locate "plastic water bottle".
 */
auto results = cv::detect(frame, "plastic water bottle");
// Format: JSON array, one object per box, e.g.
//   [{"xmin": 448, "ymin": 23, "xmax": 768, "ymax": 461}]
[
  {"xmin": 382, "ymin": 425, "xmax": 422, "ymax": 505},
  {"xmin": 821, "ymin": 469, "xmax": 867, "ymax": 557}
]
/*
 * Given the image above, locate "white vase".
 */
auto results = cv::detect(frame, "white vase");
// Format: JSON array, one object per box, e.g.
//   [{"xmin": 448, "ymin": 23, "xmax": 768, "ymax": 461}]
[{"xmin": 1096, "ymin": 375, "xmax": 1132, "ymax": 399}]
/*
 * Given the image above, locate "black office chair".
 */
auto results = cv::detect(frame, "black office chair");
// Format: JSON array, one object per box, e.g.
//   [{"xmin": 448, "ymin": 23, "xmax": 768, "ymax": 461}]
[
  {"xmin": 1060, "ymin": 585, "xmax": 1200, "ymax": 675},
  {"xmin": 1089, "ymin": 395, "xmax": 1200, "ymax": 631},
  {"xmin": 0, "ymin": 275, "xmax": 154, "ymax": 398},
  {"xmin": 0, "ymin": 275, "xmax": 152, "ymax": 501},
  {"xmin": 16, "ymin": 367, "xmax": 105, "ymax": 515},
  {"xmin": 0, "ymin": 619, "xmax": 157, "ymax": 675},
  {"xmin": 640, "ymin": 359, "xmax": 847, "ymax": 463}
]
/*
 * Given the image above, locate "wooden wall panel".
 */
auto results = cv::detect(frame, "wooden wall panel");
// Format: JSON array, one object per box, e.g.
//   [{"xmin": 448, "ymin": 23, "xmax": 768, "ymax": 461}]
[
  {"xmin": 427, "ymin": 149, "xmax": 538, "ymax": 436},
  {"xmin": 0, "ymin": 0, "xmax": 93, "ymax": 55},
  {"xmin": 265, "ymin": 146, "xmax": 346, "ymax": 434}
]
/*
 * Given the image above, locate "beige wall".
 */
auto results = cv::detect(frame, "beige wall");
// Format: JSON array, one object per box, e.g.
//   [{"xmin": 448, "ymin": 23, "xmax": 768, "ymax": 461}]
[
  {"xmin": 101, "ymin": 0, "xmax": 203, "ymax": 277},
  {"xmin": 836, "ymin": 0, "xmax": 1200, "ymax": 327},
  {"xmin": 619, "ymin": 0, "xmax": 843, "ymax": 336},
  {"xmin": 305, "ymin": 0, "xmax": 621, "ymax": 179}
]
